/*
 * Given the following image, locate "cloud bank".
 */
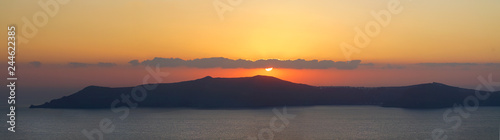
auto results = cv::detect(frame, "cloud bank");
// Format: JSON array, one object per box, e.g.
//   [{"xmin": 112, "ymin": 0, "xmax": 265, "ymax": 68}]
[
  {"xmin": 381, "ymin": 64, "xmax": 405, "ymax": 69},
  {"xmin": 132, "ymin": 57, "xmax": 362, "ymax": 70},
  {"xmin": 417, "ymin": 63, "xmax": 478, "ymax": 67},
  {"xmin": 29, "ymin": 61, "xmax": 42, "ymax": 67},
  {"xmin": 68, "ymin": 62, "xmax": 117, "ymax": 68}
]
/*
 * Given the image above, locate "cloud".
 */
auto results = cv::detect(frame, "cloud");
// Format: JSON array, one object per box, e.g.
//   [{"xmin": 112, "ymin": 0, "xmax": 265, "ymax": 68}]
[
  {"xmin": 381, "ymin": 64, "xmax": 405, "ymax": 69},
  {"xmin": 68, "ymin": 62, "xmax": 88, "ymax": 68},
  {"xmin": 96, "ymin": 62, "xmax": 116, "ymax": 67},
  {"xmin": 29, "ymin": 61, "xmax": 42, "ymax": 67},
  {"xmin": 417, "ymin": 63, "xmax": 478, "ymax": 67},
  {"xmin": 137, "ymin": 57, "xmax": 362, "ymax": 70},
  {"xmin": 359, "ymin": 63, "xmax": 374, "ymax": 66},
  {"xmin": 68, "ymin": 62, "xmax": 116, "ymax": 68},
  {"xmin": 128, "ymin": 60, "xmax": 140, "ymax": 66},
  {"xmin": 485, "ymin": 63, "xmax": 500, "ymax": 67},
  {"xmin": 414, "ymin": 63, "xmax": 500, "ymax": 70}
]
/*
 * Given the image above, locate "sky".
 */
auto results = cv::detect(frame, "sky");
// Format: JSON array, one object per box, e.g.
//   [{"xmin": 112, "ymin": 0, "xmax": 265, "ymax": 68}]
[{"xmin": 0, "ymin": 0, "xmax": 499, "ymax": 105}]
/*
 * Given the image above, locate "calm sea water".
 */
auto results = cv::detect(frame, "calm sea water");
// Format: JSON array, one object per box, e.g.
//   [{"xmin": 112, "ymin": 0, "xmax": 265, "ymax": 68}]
[{"xmin": 2, "ymin": 106, "xmax": 499, "ymax": 140}]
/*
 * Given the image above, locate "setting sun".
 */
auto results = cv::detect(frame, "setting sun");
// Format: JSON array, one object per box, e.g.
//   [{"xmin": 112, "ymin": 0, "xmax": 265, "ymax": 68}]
[{"xmin": 265, "ymin": 67, "xmax": 273, "ymax": 72}]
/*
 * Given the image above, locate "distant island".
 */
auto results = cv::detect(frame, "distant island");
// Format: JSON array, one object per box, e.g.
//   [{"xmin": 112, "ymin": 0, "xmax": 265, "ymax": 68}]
[{"xmin": 30, "ymin": 75, "xmax": 500, "ymax": 109}]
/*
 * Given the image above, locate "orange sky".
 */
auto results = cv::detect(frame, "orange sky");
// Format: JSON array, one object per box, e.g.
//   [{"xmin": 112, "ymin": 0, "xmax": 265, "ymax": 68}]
[{"xmin": 0, "ymin": 0, "xmax": 499, "ymax": 64}]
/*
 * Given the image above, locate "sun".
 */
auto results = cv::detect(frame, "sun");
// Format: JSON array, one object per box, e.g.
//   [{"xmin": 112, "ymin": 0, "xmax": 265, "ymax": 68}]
[{"xmin": 265, "ymin": 67, "xmax": 273, "ymax": 72}]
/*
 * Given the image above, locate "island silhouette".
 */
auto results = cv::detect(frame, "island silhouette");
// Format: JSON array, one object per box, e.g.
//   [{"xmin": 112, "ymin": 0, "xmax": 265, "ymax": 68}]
[{"xmin": 30, "ymin": 75, "xmax": 500, "ymax": 109}]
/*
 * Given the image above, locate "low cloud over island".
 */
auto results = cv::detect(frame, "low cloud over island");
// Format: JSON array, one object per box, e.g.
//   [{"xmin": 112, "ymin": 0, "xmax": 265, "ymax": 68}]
[{"xmin": 129, "ymin": 57, "xmax": 362, "ymax": 70}]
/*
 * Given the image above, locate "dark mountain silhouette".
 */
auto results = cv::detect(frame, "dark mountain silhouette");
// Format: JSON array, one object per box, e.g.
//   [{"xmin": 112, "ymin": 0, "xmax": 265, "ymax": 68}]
[{"xmin": 30, "ymin": 75, "xmax": 500, "ymax": 109}]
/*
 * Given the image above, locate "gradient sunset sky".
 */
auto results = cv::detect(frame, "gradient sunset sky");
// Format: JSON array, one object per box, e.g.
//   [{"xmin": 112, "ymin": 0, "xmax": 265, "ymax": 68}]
[{"xmin": 1, "ymin": 0, "xmax": 499, "ymax": 100}]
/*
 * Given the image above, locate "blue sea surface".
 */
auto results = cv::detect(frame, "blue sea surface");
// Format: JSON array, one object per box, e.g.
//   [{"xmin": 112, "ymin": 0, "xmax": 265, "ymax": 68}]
[{"xmin": 2, "ymin": 106, "xmax": 499, "ymax": 140}]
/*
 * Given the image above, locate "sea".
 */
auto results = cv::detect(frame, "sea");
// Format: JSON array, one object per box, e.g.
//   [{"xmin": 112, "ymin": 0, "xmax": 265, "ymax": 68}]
[{"xmin": 2, "ymin": 106, "xmax": 499, "ymax": 140}]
